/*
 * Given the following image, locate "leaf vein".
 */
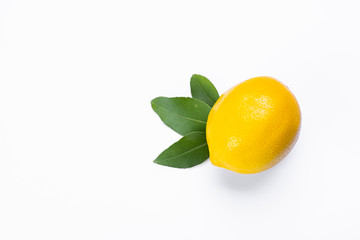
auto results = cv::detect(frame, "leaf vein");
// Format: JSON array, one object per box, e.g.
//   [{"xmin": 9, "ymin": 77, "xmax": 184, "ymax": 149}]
[
  {"xmin": 196, "ymin": 80, "xmax": 216, "ymax": 103},
  {"xmin": 159, "ymin": 143, "xmax": 207, "ymax": 162},
  {"xmin": 152, "ymin": 102, "xmax": 207, "ymax": 124}
]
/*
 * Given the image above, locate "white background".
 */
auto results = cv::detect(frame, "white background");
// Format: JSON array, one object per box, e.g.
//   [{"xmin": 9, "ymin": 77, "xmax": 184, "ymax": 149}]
[{"xmin": 1, "ymin": 0, "xmax": 360, "ymax": 239}]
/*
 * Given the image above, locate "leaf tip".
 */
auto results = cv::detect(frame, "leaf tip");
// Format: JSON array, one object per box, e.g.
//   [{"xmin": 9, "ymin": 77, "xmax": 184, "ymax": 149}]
[
  {"xmin": 153, "ymin": 158, "xmax": 165, "ymax": 166},
  {"xmin": 190, "ymin": 74, "xmax": 202, "ymax": 82},
  {"xmin": 150, "ymin": 99, "xmax": 156, "ymax": 111},
  {"xmin": 150, "ymin": 96, "xmax": 164, "ymax": 109}
]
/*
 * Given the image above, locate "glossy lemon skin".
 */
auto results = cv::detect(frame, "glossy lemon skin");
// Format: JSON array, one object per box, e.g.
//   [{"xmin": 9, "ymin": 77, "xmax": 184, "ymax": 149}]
[{"xmin": 206, "ymin": 76, "xmax": 301, "ymax": 174}]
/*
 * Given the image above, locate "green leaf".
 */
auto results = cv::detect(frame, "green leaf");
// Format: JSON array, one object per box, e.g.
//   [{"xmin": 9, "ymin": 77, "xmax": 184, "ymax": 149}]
[
  {"xmin": 154, "ymin": 132, "xmax": 209, "ymax": 168},
  {"xmin": 151, "ymin": 97, "xmax": 211, "ymax": 136},
  {"xmin": 190, "ymin": 74, "xmax": 220, "ymax": 107}
]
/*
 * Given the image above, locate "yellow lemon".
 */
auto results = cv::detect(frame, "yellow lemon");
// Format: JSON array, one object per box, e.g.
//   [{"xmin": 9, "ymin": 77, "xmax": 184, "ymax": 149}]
[{"xmin": 206, "ymin": 76, "xmax": 301, "ymax": 174}]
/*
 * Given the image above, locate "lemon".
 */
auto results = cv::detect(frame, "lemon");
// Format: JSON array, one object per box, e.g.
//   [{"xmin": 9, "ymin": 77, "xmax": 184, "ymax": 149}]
[{"xmin": 206, "ymin": 76, "xmax": 301, "ymax": 174}]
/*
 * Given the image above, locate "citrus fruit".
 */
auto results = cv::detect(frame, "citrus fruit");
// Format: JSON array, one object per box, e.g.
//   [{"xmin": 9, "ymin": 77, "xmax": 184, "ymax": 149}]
[{"xmin": 206, "ymin": 76, "xmax": 301, "ymax": 174}]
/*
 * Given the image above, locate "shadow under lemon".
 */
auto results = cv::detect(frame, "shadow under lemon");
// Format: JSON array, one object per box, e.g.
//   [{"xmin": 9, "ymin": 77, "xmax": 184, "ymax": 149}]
[{"xmin": 214, "ymin": 157, "xmax": 290, "ymax": 191}]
